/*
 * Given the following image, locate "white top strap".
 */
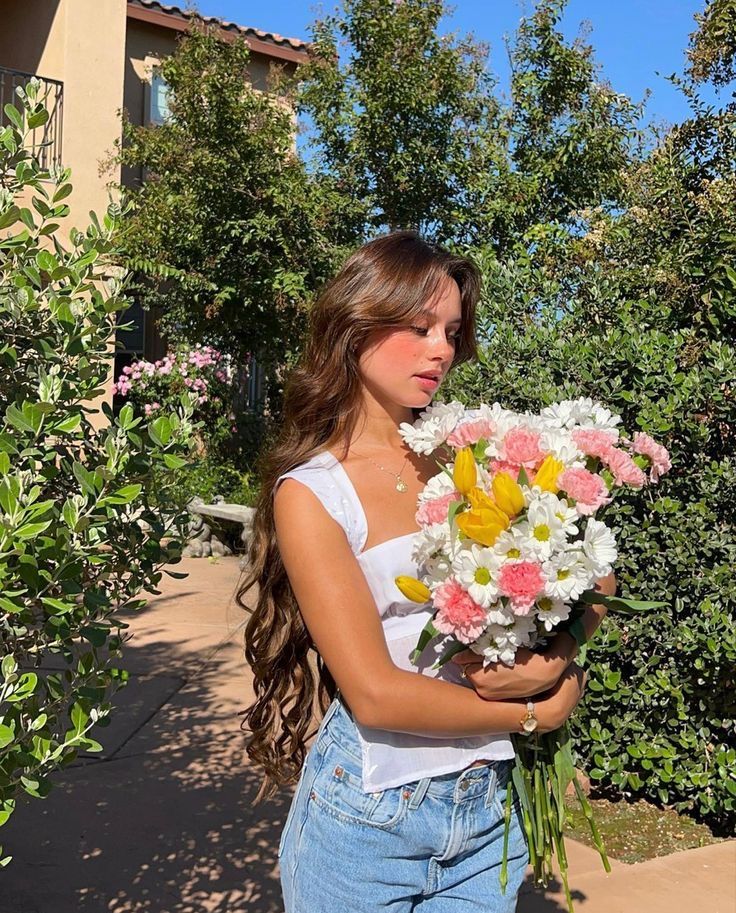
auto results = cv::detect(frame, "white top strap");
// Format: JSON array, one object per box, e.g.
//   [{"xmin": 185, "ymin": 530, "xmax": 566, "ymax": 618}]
[{"xmin": 273, "ymin": 451, "xmax": 368, "ymax": 555}]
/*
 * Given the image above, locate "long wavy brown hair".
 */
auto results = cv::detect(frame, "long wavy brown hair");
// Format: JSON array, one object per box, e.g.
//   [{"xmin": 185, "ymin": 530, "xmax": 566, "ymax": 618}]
[{"xmin": 236, "ymin": 230, "xmax": 481, "ymax": 803}]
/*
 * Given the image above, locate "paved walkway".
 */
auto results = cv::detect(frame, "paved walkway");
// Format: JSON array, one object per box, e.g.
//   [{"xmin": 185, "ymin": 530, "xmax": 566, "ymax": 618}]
[{"xmin": 2, "ymin": 557, "xmax": 733, "ymax": 912}]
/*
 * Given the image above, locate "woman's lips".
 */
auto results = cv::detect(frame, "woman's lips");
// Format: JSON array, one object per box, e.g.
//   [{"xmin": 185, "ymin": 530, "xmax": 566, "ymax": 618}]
[{"xmin": 414, "ymin": 374, "xmax": 439, "ymax": 391}]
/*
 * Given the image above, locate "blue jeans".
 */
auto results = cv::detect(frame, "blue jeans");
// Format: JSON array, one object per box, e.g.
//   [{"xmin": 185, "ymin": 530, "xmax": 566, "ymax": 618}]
[{"xmin": 278, "ymin": 696, "xmax": 529, "ymax": 912}]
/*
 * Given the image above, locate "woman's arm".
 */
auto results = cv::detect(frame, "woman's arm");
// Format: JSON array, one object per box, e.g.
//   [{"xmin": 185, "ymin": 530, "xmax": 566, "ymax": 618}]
[
  {"xmin": 274, "ymin": 479, "xmax": 583, "ymax": 737},
  {"xmin": 451, "ymin": 571, "xmax": 617, "ymax": 700}
]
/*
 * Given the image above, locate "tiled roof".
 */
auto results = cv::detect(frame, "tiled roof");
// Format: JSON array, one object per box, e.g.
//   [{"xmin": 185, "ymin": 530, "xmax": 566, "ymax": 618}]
[{"xmin": 127, "ymin": 0, "xmax": 310, "ymax": 52}]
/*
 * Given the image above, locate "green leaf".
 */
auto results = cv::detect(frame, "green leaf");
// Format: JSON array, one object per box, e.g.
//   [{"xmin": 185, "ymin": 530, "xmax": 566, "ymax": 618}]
[
  {"xmin": 103, "ymin": 484, "xmax": 142, "ymax": 505},
  {"xmin": 0, "ymin": 596, "xmax": 24, "ymax": 614},
  {"xmin": 3, "ymin": 103, "xmax": 23, "ymax": 132},
  {"xmin": 80, "ymin": 625, "xmax": 108, "ymax": 647},
  {"xmin": 14, "ymin": 520, "xmax": 52, "ymax": 539},
  {"xmin": 409, "ymin": 617, "xmax": 440, "ymax": 664},
  {"xmin": 0, "ymin": 205, "xmax": 20, "ymax": 230},
  {"xmin": 27, "ymin": 108, "xmax": 49, "ymax": 130},
  {"xmin": 430, "ymin": 638, "xmax": 469, "ymax": 670},
  {"xmin": 162, "ymin": 452, "xmax": 188, "ymax": 470}
]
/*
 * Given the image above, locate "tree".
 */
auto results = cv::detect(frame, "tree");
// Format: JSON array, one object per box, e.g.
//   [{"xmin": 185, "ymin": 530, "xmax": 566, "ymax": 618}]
[
  {"xmin": 297, "ymin": 0, "xmax": 499, "ymax": 242},
  {"xmin": 298, "ymin": 0, "xmax": 647, "ymax": 251},
  {"xmin": 112, "ymin": 26, "xmax": 335, "ymax": 370},
  {"xmin": 444, "ymin": 0, "xmax": 736, "ymax": 832}
]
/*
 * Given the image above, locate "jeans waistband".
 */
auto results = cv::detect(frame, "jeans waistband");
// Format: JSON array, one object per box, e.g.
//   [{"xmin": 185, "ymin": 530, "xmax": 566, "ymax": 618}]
[{"xmin": 325, "ymin": 693, "xmax": 512, "ymax": 808}]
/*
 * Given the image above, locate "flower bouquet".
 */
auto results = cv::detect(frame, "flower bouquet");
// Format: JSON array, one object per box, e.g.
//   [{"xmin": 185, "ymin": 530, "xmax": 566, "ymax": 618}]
[{"xmin": 394, "ymin": 399, "xmax": 671, "ymax": 911}]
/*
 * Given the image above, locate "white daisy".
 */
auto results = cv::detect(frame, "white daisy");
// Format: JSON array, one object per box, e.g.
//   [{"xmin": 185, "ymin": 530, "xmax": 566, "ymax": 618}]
[
  {"xmin": 540, "ymin": 398, "xmax": 622, "ymax": 437},
  {"xmin": 534, "ymin": 596, "xmax": 572, "ymax": 632},
  {"xmin": 412, "ymin": 522, "xmax": 455, "ymax": 564},
  {"xmin": 417, "ymin": 468, "xmax": 457, "ymax": 503},
  {"xmin": 513, "ymin": 499, "xmax": 568, "ymax": 560},
  {"xmin": 399, "ymin": 401, "xmax": 466, "ymax": 454},
  {"xmin": 492, "ymin": 526, "xmax": 537, "ymax": 562},
  {"xmin": 452, "ymin": 545, "xmax": 503, "ymax": 608},
  {"xmin": 582, "ymin": 517, "xmax": 618, "ymax": 577},
  {"xmin": 469, "ymin": 614, "xmax": 537, "ymax": 667},
  {"xmin": 539, "ymin": 427, "xmax": 585, "ymax": 466},
  {"xmin": 525, "ymin": 489, "xmax": 579, "ymax": 536},
  {"xmin": 542, "ymin": 548, "xmax": 595, "ymax": 602},
  {"xmin": 423, "ymin": 554, "xmax": 454, "ymax": 590}
]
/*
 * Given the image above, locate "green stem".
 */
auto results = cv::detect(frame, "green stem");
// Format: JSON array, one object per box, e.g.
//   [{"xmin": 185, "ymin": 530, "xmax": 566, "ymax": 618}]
[
  {"xmin": 499, "ymin": 779, "xmax": 513, "ymax": 895},
  {"xmin": 572, "ymin": 775, "xmax": 612, "ymax": 873}
]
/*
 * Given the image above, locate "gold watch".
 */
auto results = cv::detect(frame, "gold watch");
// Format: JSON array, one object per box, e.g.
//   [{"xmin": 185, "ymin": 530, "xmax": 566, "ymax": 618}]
[{"xmin": 519, "ymin": 698, "xmax": 539, "ymax": 735}]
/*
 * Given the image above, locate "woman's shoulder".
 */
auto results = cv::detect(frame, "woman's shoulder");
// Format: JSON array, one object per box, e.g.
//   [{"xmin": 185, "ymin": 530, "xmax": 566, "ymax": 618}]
[
  {"xmin": 272, "ymin": 450, "xmax": 366, "ymax": 554},
  {"xmin": 273, "ymin": 450, "xmax": 336, "ymax": 490}
]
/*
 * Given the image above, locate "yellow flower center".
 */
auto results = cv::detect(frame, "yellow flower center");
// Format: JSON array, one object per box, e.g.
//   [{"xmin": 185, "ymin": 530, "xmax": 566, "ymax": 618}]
[
  {"xmin": 534, "ymin": 523, "xmax": 551, "ymax": 542},
  {"xmin": 538, "ymin": 597, "xmax": 552, "ymax": 611},
  {"xmin": 507, "ymin": 547, "xmax": 521, "ymax": 558},
  {"xmin": 557, "ymin": 569, "xmax": 571, "ymax": 580},
  {"xmin": 474, "ymin": 567, "xmax": 491, "ymax": 585}
]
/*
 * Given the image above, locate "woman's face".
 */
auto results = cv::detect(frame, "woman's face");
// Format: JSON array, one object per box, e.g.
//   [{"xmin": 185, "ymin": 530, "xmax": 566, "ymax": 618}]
[{"xmin": 358, "ymin": 274, "xmax": 463, "ymax": 410}]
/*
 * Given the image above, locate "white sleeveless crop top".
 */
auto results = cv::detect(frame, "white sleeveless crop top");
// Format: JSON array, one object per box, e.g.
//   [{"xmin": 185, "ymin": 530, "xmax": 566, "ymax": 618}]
[{"xmin": 274, "ymin": 450, "xmax": 515, "ymax": 792}]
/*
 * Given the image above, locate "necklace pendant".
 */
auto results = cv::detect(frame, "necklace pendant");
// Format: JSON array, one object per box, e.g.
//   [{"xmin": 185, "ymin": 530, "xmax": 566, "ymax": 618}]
[{"xmin": 395, "ymin": 478, "xmax": 408, "ymax": 493}]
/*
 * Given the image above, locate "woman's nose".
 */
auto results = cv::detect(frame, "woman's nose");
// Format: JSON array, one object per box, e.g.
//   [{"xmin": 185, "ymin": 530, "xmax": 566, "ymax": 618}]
[{"xmin": 428, "ymin": 331, "xmax": 454, "ymax": 359}]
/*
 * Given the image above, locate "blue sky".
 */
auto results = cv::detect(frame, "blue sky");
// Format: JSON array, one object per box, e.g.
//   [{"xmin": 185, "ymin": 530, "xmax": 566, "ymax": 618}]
[{"xmin": 195, "ymin": 0, "xmax": 725, "ymax": 132}]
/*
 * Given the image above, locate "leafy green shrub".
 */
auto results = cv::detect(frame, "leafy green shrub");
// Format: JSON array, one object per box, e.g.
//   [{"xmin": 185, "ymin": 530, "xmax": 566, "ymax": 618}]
[
  {"xmin": 0, "ymin": 81, "xmax": 197, "ymax": 865},
  {"xmin": 178, "ymin": 455, "xmax": 260, "ymax": 508},
  {"xmin": 445, "ymin": 111, "xmax": 736, "ymax": 832}
]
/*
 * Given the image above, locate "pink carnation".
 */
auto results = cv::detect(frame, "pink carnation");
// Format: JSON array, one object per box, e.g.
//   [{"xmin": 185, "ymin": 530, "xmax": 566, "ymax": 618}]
[
  {"xmin": 604, "ymin": 447, "xmax": 647, "ymax": 488},
  {"xmin": 572, "ymin": 428, "xmax": 617, "ymax": 460},
  {"xmin": 500, "ymin": 427, "xmax": 544, "ymax": 469},
  {"xmin": 489, "ymin": 459, "xmax": 523, "ymax": 478},
  {"xmin": 416, "ymin": 491, "xmax": 461, "ymax": 527},
  {"xmin": 632, "ymin": 432, "xmax": 671, "ymax": 483},
  {"xmin": 447, "ymin": 418, "xmax": 496, "ymax": 448},
  {"xmin": 497, "ymin": 560, "xmax": 545, "ymax": 614},
  {"xmin": 559, "ymin": 467, "xmax": 611, "ymax": 515},
  {"xmin": 433, "ymin": 579, "xmax": 488, "ymax": 644}
]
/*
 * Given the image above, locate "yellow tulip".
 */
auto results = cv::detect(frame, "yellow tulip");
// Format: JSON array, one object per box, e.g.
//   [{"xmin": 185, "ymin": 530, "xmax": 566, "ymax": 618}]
[
  {"xmin": 465, "ymin": 490, "xmax": 510, "ymax": 527},
  {"xmin": 395, "ymin": 575, "xmax": 432, "ymax": 603},
  {"xmin": 492, "ymin": 471, "xmax": 525, "ymax": 517},
  {"xmin": 455, "ymin": 507, "xmax": 508, "ymax": 547},
  {"xmin": 453, "ymin": 447, "xmax": 477, "ymax": 496},
  {"xmin": 534, "ymin": 454, "xmax": 564, "ymax": 493},
  {"xmin": 466, "ymin": 485, "xmax": 494, "ymax": 511}
]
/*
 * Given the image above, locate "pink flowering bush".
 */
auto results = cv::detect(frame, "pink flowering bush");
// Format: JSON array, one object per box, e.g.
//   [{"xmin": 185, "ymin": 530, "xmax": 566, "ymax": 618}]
[{"xmin": 114, "ymin": 344, "xmax": 239, "ymax": 453}]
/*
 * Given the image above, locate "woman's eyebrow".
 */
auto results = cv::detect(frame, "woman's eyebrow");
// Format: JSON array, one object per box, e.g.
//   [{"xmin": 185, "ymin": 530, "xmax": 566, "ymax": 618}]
[{"xmin": 420, "ymin": 310, "xmax": 462, "ymax": 327}]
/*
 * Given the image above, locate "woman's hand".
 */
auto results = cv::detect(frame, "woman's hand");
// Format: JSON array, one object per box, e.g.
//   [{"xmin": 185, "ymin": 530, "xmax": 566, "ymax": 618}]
[
  {"xmin": 451, "ymin": 645, "xmax": 566, "ymax": 701},
  {"xmin": 451, "ymin": 571, "xmax": 615, "ymax": 701},
  {"xmin": 537, "ymin": 662, "xmax": 588, "ymax": 731}
]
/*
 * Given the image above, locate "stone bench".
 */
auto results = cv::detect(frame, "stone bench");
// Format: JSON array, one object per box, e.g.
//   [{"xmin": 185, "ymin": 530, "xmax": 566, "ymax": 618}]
[{"xmin": 183, "ymin": 497, "xmax": 255, "ymax": 567}]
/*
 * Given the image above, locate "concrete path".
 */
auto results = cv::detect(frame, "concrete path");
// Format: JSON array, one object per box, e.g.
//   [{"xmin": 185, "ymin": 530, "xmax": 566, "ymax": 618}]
[{"xmin": 1, "ymin": 557, "xmax": 733, "ymax": 913}]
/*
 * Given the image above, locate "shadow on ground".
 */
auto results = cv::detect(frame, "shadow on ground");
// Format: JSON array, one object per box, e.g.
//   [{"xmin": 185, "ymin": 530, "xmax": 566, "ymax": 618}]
[{"xmin": 0, "ymin": 558, "xmax": 293, "ymax": 913}]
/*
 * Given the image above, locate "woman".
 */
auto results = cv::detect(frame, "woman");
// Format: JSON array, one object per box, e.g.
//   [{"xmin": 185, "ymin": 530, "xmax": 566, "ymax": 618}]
[{"xmin": 237, "ymin": 230, "xmax": 612, "ymax": 912}]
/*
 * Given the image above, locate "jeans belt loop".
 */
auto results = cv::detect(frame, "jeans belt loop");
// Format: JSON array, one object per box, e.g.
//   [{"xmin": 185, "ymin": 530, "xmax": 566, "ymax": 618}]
[
  {"xmin": 408, "ymin": 776, "xmax": 431, "ymax": 809},
  {"xmin": 484, "ymin": 766, "xmax": 499, "ymax": 808}
]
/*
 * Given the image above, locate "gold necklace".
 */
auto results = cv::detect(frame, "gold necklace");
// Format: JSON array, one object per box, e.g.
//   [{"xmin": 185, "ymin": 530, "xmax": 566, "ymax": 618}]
[{"xmin": 351, "ymin": 449, "xmax": 410, "ymax": 493}]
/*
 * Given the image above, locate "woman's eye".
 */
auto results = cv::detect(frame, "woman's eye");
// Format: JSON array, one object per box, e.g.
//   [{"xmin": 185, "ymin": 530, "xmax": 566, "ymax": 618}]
[{"xmin": 410, "ymin": 325, "xmax": 429, "ymax": 336}]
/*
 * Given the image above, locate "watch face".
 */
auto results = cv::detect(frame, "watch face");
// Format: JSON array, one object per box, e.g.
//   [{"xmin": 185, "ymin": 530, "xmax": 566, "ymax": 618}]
[{"xmin": 522, "ymin": 717, "xmax": 538, "ymax": 733}]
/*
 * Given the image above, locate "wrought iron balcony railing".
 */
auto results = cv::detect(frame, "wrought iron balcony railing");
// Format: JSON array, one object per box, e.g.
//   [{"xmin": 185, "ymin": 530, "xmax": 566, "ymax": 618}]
[{"xmin": 0, "ymin": 66, "xmax": 63, "ymax": 170}]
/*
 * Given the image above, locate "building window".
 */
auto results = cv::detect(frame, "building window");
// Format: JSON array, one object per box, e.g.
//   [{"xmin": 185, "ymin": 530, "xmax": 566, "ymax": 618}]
[
  {"xmin": 149, "ymin": 67, "xmax": 171, "ymax": 125},
  {"xmin": 112, "ymin": 300, "xmax": 146, "ymax": 414}
]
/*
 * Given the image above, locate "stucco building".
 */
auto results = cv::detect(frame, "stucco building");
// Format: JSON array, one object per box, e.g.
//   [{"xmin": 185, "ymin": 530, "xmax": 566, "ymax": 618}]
[{"xmin": 0, "ymin": 0, "xmax": 309, "ymax": 408}]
